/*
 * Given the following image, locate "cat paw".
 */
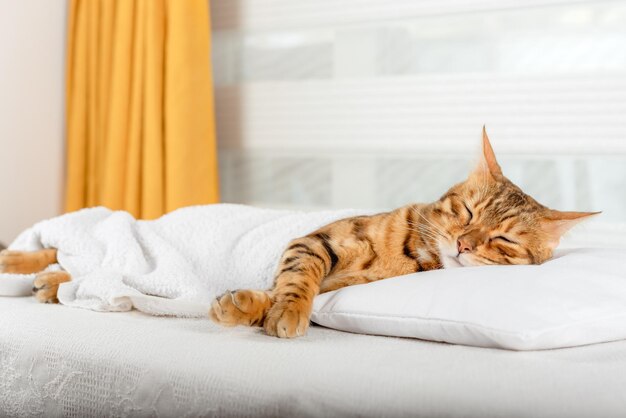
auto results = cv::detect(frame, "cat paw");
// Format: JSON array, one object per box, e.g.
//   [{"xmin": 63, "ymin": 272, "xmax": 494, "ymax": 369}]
[
  {"xmin": 209, "ymin": 289, "xmax": 270, "ymax": 327},
  {"xmin": 264, "ymin": 301, "xmax": 310, "ymax": 338},
  {"xmin": 32, "ymin": 271, "xmax": 71, "ymax": 304}
]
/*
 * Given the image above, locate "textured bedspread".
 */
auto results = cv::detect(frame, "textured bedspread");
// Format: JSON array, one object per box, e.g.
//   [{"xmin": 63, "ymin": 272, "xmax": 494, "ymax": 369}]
[{"xmin": 2, "ymin": 297, "xmax": 626, "ymax": 417}]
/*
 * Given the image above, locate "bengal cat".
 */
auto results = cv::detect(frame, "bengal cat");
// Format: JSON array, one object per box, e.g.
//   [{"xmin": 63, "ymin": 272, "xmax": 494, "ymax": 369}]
[
  {"xmin": 0, "ymin": 128, "xmax": 596, "ymax": 338},
  {"xmin": 208, "ymin": 128, "xmax": 596, "ymax": 337}
]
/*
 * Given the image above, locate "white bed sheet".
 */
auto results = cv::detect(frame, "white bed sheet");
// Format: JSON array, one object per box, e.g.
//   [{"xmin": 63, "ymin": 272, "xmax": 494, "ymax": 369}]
[{"xmin": 2, "ymin": 297, "xmax": 626, "ymax": 417}]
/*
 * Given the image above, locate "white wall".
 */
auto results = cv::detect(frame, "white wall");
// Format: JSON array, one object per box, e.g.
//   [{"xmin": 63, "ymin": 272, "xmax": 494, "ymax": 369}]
[{"xmin": 0, "ymin": 0, "xmax": 67, "ymax": 243}]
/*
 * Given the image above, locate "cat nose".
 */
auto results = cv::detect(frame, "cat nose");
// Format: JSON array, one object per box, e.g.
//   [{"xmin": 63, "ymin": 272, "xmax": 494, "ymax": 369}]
[{"xmin": 457, "ymin": 237, "xmax": 473, "ymax": 253}]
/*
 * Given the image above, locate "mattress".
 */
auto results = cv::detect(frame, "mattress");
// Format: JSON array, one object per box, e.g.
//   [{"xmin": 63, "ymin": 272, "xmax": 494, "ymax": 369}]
[{"xmin": 2, "ymin": 296, "xmax": 626, "ymax": 418}]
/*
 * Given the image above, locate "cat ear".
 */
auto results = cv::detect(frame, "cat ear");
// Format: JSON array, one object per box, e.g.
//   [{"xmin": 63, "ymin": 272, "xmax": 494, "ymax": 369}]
[
  {"xmin": 541, "ymin": 210, "xmax": 601, "ymax": 249},
  {"xmin": 481, "ymin": 125, "xmax": 503, "ymax": 176},
  {"xmin": 470, "ymin": 126, "xmax": 503, "ymax": 179}
]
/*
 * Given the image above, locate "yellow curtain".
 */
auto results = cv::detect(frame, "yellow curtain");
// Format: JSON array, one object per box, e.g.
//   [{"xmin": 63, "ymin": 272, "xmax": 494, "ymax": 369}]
[{"xmin": 65, "ymin": 0, "xmax": 220, "ymax": 219}]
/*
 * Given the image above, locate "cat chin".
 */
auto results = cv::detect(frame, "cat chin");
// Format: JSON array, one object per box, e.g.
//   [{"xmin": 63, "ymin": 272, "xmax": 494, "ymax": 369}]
[
  {"xmin": 437, "ymin": 243, "xmax": 483, "ymax": 268},
  {"xmin": 441, "ymin": 256, "xmax": 464, "ymax": 269},
  {"xmin": 438, "ymin": 243, "xmax": 466, "ymax": 269}
]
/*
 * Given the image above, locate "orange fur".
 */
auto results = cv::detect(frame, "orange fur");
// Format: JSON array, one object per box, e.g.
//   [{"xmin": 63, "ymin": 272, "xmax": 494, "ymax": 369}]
[
  {"xmin": 0, "ymin": 249, "xmax": 70, "ymax": 303},
  {"xmin": 0, "ymin": 129, "xmax": 598, "ymax": 337},
  {"xmin": 0, "ymin": 249, "xmax": 57, "ymax": 274},
  {"xmin": 33, "ymin": 271, "xmax": 71, "ymax": 303},
  {"xmin": 211, "ymin": 128, "xmax": 598, "ymax": 338}
]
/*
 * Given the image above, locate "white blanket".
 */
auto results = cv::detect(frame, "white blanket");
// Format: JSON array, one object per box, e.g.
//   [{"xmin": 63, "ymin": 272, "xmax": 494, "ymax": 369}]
[{"xmin": 1, "ymin": 205, "xmax": 364, "ymax": 316}]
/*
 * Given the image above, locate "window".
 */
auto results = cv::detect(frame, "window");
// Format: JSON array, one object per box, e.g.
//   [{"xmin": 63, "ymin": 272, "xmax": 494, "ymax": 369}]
[{"xmin": 211, "ymin": 0, "xmax": 626, "ymax": 246}]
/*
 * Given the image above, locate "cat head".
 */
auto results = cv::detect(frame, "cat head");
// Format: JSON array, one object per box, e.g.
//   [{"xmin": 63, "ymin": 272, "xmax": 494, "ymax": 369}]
[{"xmin": 431, "ymin": 127, "xmax": 598, "ymax": 268}]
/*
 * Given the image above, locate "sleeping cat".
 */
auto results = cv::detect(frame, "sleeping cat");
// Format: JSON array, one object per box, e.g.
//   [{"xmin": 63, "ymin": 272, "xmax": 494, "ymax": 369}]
[{"xmin": 0, "ymin": 128, "xmax": 596, "ymax": 338}]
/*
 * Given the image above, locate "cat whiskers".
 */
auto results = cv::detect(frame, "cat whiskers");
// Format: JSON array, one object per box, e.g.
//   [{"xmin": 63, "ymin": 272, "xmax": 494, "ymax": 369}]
[
  {"xmin": 405, "ymin": 214, "xmax": 442, "ymax": 239},
  {"xmin": 403, "ymin": 216, "xmax": 445, "ymax": 249},
  {"xmin": 400, "ymin": 222, "xmax": 445, "ymax": 269},
  {"xmin": 413, "ymin": 209, "xmax": 450, "ymax": 241},
  {"xmin": 403, "ymin": 220, "xmax": 440, "ymax": 243},
  {"xmin": 415, "ymin": 226, "xmax": 443, "ymax": 244}
]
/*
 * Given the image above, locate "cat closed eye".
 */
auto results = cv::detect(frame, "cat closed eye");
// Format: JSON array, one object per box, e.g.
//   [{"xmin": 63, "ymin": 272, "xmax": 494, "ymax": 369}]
[
  {"xmin": 492, "ymin": 236, "xmax": 516, "ymax": 244},
  {"xmin": 463, "ymin": 204, "xmax": 473, "ymax": 224}
]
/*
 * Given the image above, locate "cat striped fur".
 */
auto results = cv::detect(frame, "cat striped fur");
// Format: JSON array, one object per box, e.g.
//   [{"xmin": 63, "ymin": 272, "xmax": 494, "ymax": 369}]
[
  {"xmin": 209, "ymin": 127, "xmax": 598, "ymax": 338},
  {"xmin": 0, "ymin": 128, "xmax": 597, "ymax": 337}
]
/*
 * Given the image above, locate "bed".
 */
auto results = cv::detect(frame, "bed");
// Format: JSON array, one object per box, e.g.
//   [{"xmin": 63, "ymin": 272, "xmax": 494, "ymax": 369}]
[{"xmin": 2, "ymin": 296, "xmax": 626, "ymax": 417}]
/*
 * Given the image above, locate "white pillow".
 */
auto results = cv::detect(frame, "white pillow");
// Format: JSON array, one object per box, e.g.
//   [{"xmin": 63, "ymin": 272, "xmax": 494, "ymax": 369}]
[{"xmin": 311, "ymin": 248, "xmax": 626, "ymax": 350}]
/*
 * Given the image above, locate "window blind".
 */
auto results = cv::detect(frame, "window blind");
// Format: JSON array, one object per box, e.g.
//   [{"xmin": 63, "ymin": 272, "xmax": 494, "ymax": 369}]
[{"xmin": 211, "ymin": 0, "xmax": 626, "ymax": 230}]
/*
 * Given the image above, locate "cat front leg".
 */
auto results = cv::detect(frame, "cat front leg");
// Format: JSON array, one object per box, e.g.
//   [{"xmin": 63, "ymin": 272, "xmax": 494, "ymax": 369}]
[
  {"xmin": 209, "ymin": 232, "xmax": 336, "ymax": 337},
  {"xmin": 263, "ymin": 233, "xmax": 336, "ymax": 338}
]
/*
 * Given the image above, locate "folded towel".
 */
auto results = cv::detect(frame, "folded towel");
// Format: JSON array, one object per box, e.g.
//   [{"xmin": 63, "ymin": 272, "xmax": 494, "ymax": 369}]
[{"xmin": 0, "ymin": 205, "xmax": 366, "ymax": 316}]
